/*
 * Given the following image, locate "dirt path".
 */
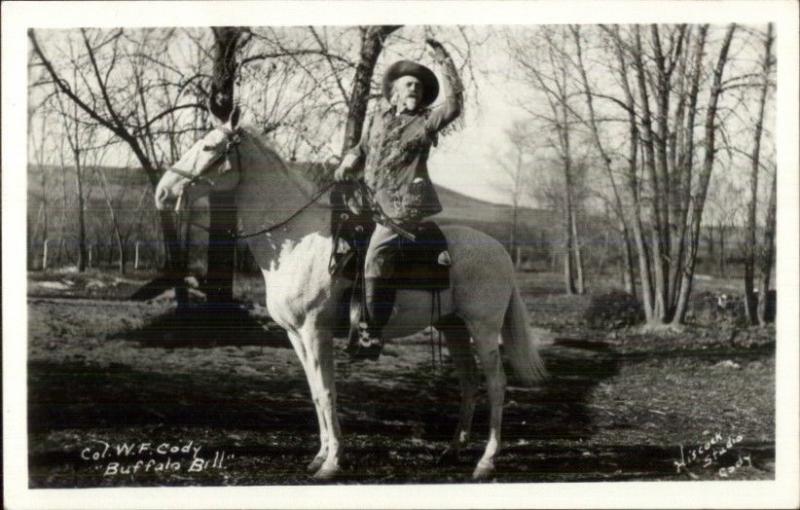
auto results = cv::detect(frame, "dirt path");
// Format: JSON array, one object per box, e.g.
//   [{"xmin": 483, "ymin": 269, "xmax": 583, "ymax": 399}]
[{"xmin": 27, "ymin": 294, "xmax": 774, "ymax": 487}]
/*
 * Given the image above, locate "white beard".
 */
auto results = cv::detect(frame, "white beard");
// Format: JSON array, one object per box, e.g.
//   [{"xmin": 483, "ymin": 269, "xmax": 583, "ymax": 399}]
[{"xmin": 402, "ymin": 96, "xmax": 419, "ymax": 112}]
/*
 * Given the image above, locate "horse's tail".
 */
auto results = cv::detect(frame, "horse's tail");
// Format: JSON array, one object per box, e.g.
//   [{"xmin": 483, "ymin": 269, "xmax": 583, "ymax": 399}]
[{"xmin": 502, "ymin": 282, "xmax": 548, "ymax": 386}]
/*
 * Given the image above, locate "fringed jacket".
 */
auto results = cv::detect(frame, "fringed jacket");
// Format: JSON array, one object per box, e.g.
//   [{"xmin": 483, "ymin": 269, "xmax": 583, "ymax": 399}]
[{"xmin": 347, "ymin": 64, "xmax": 463, "ymax": 222}]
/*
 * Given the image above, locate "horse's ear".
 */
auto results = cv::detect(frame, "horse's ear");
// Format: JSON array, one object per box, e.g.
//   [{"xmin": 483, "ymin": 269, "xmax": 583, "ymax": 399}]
[{"xmin": 229, "ymin": 105, "xmax": 241, "ymax": 129}]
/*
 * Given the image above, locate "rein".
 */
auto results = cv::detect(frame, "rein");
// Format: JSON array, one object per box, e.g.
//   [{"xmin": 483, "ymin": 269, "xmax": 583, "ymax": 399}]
[{"xmin": 235, "ymin": 182, "xmax": 334, "ymax": 239}]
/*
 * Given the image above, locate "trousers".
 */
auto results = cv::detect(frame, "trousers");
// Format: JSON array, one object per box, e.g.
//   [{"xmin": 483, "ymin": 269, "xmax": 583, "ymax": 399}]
[{"xmin": 364, "ymin": 222, "xmax": 402, "ymax": 279}]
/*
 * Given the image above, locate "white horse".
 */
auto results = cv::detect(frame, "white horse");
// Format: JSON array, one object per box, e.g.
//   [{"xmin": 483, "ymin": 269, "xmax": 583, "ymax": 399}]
[{"xmin": 154, "ymin": 113, "xmax": 547, "ymax": 480}]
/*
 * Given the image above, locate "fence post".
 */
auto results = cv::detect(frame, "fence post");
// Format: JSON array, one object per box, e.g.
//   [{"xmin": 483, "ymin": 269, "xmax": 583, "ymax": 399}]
[
  {"xmin": 88, "ymin": 244, "xmax": 94, "ymax": 268},
  {"xmin": 42, "ymin": 238, "xmax": 49, "ymax": 270},
  {"xmin": 134, "ymin": 241, "xmax": 141, "ymax": 270}
]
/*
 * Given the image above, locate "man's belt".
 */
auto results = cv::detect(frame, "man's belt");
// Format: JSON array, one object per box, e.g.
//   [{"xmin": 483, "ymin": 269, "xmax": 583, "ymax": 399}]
[{"xmin": 373, "ymin": 212, "xmax": 417, "ymax": 242}]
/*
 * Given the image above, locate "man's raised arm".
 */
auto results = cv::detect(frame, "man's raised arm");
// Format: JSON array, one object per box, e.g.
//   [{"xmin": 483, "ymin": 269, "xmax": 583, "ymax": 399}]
[{"xmin": 424, "ymin": 38, "xmax": 464, "ymax": 132}]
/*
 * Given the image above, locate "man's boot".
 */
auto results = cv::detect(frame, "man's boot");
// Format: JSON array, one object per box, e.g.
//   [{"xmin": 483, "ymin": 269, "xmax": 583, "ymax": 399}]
[{"xmin": 351, "ymin": 277, "xmax": 395, "ymax": 361}]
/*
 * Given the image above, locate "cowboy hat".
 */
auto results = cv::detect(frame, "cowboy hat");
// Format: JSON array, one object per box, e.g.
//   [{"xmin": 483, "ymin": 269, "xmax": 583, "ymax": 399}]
[{"xmin": 382, "ymin": 60, "xmax": 439, "ymax": 108}]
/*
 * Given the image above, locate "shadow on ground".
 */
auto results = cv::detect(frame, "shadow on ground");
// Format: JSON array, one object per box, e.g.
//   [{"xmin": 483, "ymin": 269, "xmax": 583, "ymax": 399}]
[
  {"xmin": 28, "ymin": 328, "xmax": 643, "ymax": 486},
  {"xmin": 118, "ymin": 304, "xmax": 292, "ymax": 349},
  {"xmin": 28, "ymin": 311, "xmax": 775, "ymax": 486}
]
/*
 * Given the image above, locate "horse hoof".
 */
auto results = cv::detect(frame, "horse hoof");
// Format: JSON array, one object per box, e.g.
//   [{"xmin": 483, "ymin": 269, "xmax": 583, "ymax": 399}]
[
  {"xmin": 436, "ymin": 448, "xmax": 459, "ymax": 465},
  {"xmin": 312, "ymin": 465, "xmax": 340, "ymax": 481},
  {"xmin": 307, "ymin": 457, "xmax": 324, "ymax": 473},
  {"xmin": 472, "ymin": 461, "xmax": 495, "ymax": 480}
]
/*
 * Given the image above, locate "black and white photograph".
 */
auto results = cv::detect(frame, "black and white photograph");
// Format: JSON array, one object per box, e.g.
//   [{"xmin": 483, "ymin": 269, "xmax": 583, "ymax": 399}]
[{"xmin": 3, "ymin": 1, "xmax": 799, "ymax": 508}]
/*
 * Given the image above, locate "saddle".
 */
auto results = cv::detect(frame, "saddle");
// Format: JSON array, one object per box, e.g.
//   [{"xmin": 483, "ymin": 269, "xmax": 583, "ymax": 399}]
[{"xmin": 328, "ymin": 181, "xmax": 450, "ymax": 337}]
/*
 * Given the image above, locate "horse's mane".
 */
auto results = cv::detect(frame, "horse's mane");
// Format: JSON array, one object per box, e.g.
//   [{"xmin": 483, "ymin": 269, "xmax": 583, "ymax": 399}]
[{"xmin": 241, "ymin": 126, "xmax": 331, "ymax": 195}]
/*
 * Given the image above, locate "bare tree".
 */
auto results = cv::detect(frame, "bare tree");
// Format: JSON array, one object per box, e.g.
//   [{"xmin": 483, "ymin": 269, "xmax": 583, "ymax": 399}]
[
  {"xmin": 28, "ymin": 28, "xmax": 204, "ymax": 274},
  {"xmin": 704, "ymin": 175, "xmax": 746, "ymax": 278},
  {"xmin": 494, "ymin": 120, "xmax": 536, "ymax": 267},
  {"xmin": 743, "ymin": 23, "xmax": 775, "ymax": 324},
  {"xmin": 506, "ymin": 26, "xmax": 587, "ymax": 294},
  {"xmin": 757, "ymin": 165, "xmax": 776, "ymax": 325},
  {"xmin": 339, "ymin": 26, "xmax": 402, "ymax": 153},
  {"xmin": 27, "ymin": 85, "xmax": 54, "ymax": 269},
  {"xmin": 88, "ymin": 138, "xmax": 129, "ymax": 274},
  {"xmin": 671, "ymin": 24, "xmax": 737, "ymax": 325},
  {"xmin": 50, "ymin": 74, "xmax": 91, "ymax": 271},
  {"xmin": 588, "ymin": 24, "xmax": 737, "ymax": 326},
  {"xmin": 571, "ymin": 25, "xmax": 636, "ymax": 294}
]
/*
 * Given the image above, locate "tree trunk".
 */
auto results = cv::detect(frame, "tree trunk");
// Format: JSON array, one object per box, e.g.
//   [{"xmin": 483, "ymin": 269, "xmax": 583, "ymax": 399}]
[
  {"xmin": 510, "ymin": 205, "xmax": 519, "ymax": 268},
  {"xmin": 744, "ymin": 23, "xmax": 774, "ymax": 325},
  {"xmin": 72, "ymin": 149, "xmax": 87, "ymax": 272},
  {"xmin": 563, "ymin": 190, "xmax": 577, "ymax": 295},
  {"xmin": 622, "ymin": 223, "xmax": 636, "ymax": 295},
  {"xmin": 117, "ymin": 233, "xmax": 126, "ymax": 274},
  {"xmin": 563, "ymin": 236, "xmax": 576, "ymax": 295},
  {"xmin": 206, "ymin": 27, "xmax": 247, "ymax": 308},
  {"xmin": 510, "ymin": 146, "xmax": 523, "ymax": 269},
  {"xmin": 206, "ymin": 191, "xmax": 237, "ymax": 303},
  {"xmin": 757, "ymin": 168, "xmax": 776, "ymax": 325},
  {"xmin": 93, "ymin": 166, "xmax": 127, "ymax": 275},
  {"xmin": 718, "ymin": 225, "xmax": 726, "ymax": 277},
  {"xmin": 607, "ymin": 25, "xmax": 653, "ymax": 319},
  {"xmin": 37, "ymin": 114, "xmax": 50, "ymax": 267},
  {"xmin": 672, "ymin": 24, "xmax": 736, "ymax": 325},
  {"xmin": 340, "ymin": 26, "xmax": 401, "ymax": 154},
  {"xmin": 633, "ymin": 26, "xmax": 669, "ymax": 324},
  {"xmin": 571, "ymin": 210, "xmax": 585, "ymax": 294}
]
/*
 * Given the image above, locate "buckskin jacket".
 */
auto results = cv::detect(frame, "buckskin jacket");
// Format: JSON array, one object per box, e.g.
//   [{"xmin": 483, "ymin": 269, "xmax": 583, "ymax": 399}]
[{"xmin": 347, "ymin": 66, "xmax": 462, "ymax": 222}]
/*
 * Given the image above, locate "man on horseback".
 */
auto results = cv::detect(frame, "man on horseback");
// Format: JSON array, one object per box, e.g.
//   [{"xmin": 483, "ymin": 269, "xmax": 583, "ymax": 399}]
[{"xmin": 334, "ymin": 39, "xmax": 463, "ymax": 360}]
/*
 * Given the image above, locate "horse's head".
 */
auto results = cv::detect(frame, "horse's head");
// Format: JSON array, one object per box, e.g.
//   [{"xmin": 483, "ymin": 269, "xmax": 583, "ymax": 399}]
[{"xmin": 155, "ymin": 107, "xmax": 244, "ymax": 212}]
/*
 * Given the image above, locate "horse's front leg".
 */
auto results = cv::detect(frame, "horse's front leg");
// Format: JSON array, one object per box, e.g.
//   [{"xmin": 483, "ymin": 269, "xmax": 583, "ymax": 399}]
[
  {"xmin": 298, "ymin": 323, "xmax": 342, "ymax": 480},
  {"xmin": 286, "ymin": 331, "xmax": 329, "ymax": 473}
]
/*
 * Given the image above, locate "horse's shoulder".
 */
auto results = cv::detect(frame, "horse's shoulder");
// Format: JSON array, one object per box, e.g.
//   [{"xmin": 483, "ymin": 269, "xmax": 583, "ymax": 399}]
[{"xmin": 440, "ymin": 224, "xmax": 491, "ymax": 242}]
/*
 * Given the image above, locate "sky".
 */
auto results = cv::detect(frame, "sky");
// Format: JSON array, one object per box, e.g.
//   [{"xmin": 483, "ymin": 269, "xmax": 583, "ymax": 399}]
[{"xmin": 426, "ymin": 38, "xmax": 528, "ymax": 205}]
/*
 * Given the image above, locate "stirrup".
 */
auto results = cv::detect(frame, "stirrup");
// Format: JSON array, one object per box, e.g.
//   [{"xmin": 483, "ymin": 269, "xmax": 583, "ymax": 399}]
[
  {"xmin": 357, "ymin": 322, "xmax": 382, "ymax": 348},
  {"xmin": 347, "ymin": 322, "xmax": 383, "ymax": 361}
]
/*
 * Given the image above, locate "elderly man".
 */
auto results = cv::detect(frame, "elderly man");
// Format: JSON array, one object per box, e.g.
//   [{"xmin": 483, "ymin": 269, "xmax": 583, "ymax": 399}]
[{"xmin": 335, "ymin": 39, "xmax": 463, "ymax": 360}]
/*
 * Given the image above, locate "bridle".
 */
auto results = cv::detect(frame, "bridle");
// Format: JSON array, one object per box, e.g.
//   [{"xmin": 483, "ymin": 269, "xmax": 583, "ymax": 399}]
[{"xmin": 168, "ymin": 125, "xmax": 243, "ymax": 195}]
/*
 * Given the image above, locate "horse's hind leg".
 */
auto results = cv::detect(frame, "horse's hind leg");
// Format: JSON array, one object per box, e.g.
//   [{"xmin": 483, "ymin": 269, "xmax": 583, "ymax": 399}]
[
  {"xmin": 467, "ymin": 320, "xmax": 507, "ymax": 480},
  {"xmin": 438, "ymin": 319, "xmax": 479, "ymax": 464}
]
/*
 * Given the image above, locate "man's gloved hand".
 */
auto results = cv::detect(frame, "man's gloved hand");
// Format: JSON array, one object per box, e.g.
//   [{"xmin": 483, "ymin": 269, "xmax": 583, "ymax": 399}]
[
  {"xmin": 425, "ymin": 38, "xmax": 448, "ymax": 62},
  {"xmin": 334, "ymin": 163, "xmax": 351, "ymax": 182},
  {"xmin": 334, "ymin": 153, "xmax": 358, "ymax": 182}
]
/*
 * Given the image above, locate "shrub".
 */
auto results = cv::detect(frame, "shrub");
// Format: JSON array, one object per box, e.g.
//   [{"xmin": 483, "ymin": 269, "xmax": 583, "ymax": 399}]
[
  {"xmin": 583, "ymin": 290, "xmax": 644, "ymax": 330},
  {"xmin": 686, "ymin": 291, "xmax": 749, "ymax": 326}
]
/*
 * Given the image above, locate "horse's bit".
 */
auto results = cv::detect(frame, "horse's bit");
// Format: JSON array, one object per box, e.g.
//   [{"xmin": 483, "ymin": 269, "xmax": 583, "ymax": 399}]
[{"xmin": 168, "ymin": 126, "xmax": 242, "ymax": 214}]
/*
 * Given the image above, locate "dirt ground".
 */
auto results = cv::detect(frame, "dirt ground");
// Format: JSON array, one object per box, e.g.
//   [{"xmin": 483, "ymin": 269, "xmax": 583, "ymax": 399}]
[{"xmin": 25, "ymin": 269, "xmax": 775, "ymax": 487}]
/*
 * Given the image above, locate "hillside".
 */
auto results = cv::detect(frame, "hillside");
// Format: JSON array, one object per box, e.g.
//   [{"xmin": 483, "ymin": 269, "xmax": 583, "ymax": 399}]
[
  {"xmin": 435, "ymin": 185, "xmax": 558, "ymax": 234},
  {"xmin": 27, "ymin": 163, "xmax": 558, "ymax": 243}
]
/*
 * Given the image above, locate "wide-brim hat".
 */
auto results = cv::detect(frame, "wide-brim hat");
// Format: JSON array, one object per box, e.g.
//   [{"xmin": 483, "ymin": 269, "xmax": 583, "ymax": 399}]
[{"xmin": 382, "ymin": 60, "xmax": 439, "ymax": 108}]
